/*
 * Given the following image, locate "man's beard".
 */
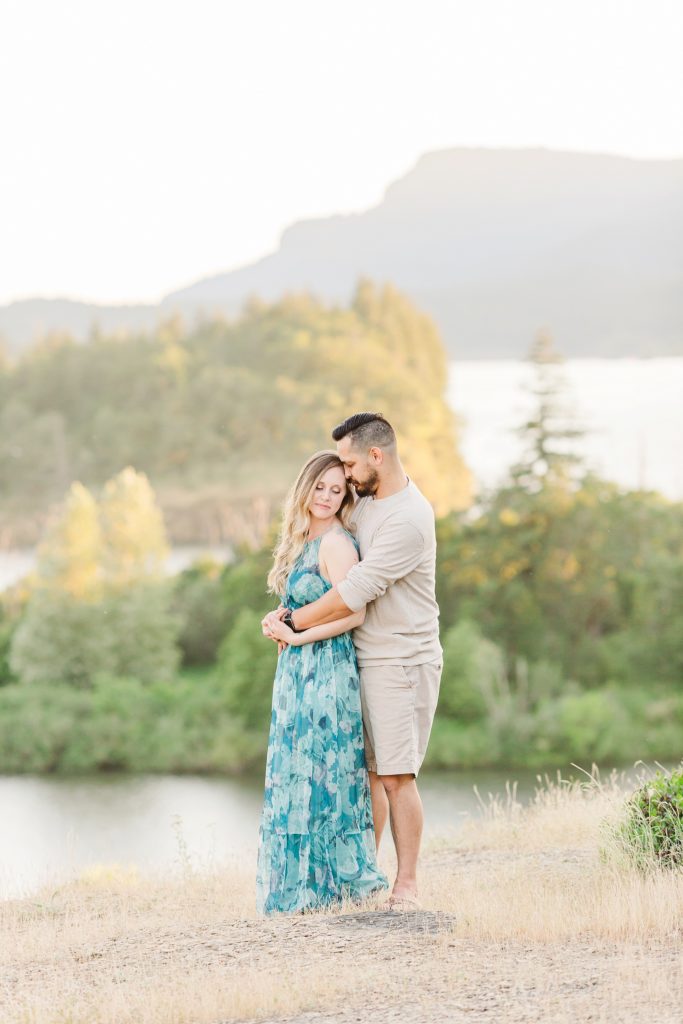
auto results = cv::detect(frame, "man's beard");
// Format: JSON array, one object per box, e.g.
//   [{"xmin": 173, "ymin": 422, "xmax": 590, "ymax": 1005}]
[{"xmin": 353, "ymin": 469, "xmax": 380, "ymax": 498}]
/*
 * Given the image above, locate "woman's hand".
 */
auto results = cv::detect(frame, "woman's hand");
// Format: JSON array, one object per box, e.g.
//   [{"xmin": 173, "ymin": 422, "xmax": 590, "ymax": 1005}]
[
  {"xmin": 267, "ymin": 617, "xmax": 300, "ymax": 646},
  {"xmin": 261, "ymin": 611, "xmax": 290, "ymax": 654},
  {"xmin": 261, "ymin": 606, "xmax": 287, "ymax": 639}
]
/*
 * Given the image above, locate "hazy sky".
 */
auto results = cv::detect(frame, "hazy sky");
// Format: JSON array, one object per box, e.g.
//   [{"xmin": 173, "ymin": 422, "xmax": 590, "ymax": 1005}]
[{"xmin": 2, "ymin": 0, "xmax": 681, "ymax": 305}]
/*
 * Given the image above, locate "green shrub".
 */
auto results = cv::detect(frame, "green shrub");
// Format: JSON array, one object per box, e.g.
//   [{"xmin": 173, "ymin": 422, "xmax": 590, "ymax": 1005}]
[
  {"xmin": 0, "ymin": 683, "xmax": 88, "ymax": 771},
  {"xmin": 9, "ymin": 583, "xmax": 180, "ymax": 688},
  {"xmin": 424, "ymin": 717, "xmax": 497, "ymax": 769},
  {"xmin": 0, "ymin": 615, "xmax": 17, "ymax": 686},
  {"xmin": 58, "ymin": 675, "xmax": 162, "ymax": 771},
  {"xmin": 615, "ymin": 768, "xmax": 683, "ymax": 868},
  {"xmin": 103, "ymin": 584, "xmax": 180, "ymax": 683},
  {"xmin": 219, "ymin": 548, "xmax": 276, "ymax": 626},
  {"xmin": 173, "ymin": 559, "xmax": 231, "ymax": 666},
  {"xmin": 438, "ymin": 619, "xmax": 506, "ymax": 721},
  {"xmin": 523, "ymin": 658, "xmax": 567, "ymax": 706},
  {"xmin": 539, "ymin": 688, "xmax": 634, "ymax": 762},
  {"xmin": 0, "ymin": 674, "xmax": 266, "ymax": 775},
  {"xmin": 9, "ymin": 594, "xmax": 116, "ymax": 687},
  {"xmin": 218, "ymin": 608, "xmax": 278, "ymax": 729}
]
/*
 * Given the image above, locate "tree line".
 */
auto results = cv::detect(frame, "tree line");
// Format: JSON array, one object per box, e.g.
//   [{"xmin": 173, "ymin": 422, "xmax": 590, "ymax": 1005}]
[
  {"xmin": 0, "ymin": 332, "xmax": 681, "ymax": 773},
  {"xmin": 0, "ymin": 281, "xmax": 472, "ymax": 546}
]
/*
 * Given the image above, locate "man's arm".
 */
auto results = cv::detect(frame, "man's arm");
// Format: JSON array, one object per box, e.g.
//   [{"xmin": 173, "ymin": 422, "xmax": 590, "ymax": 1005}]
[
  {"xmin": 280, "ymin": 530, "xmax": 358, "ymax": 631},
  {"xmin": 289, "ymin": 584, "xmax": 353, "ymax": 630},
  {"xmin": 289, "ymin": 516, "xmax": 424, "ymax": 631}
]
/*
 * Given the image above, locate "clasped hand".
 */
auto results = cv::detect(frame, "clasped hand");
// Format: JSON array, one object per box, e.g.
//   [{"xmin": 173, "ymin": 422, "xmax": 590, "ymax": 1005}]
[{"xmin": 261, "ymin": 606, "xmax": 297, "ymax": 652}]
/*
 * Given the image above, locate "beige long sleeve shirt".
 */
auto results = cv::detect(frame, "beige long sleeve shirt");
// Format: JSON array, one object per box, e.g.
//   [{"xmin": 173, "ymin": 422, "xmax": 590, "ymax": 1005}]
[{"xmin": 337, "ymin": 479, "xmax": 442, "ymax": 667}]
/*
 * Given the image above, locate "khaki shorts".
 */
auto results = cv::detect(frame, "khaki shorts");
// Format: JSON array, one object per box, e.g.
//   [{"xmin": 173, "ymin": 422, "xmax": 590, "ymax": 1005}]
[{"xmin": 359, "ymin": 660, "xmax": 442, "ymax": 777}]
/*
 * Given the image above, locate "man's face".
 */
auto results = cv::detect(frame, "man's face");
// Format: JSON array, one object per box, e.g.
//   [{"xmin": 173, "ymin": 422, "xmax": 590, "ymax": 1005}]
[{"xmin": 336, "ymin": 436, "xmax": 380, "ymax": 498}]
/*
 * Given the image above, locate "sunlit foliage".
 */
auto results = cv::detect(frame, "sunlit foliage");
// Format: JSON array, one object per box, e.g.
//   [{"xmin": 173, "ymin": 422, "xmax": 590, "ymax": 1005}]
[{"xmin": 0, "ymin": 281, "xmax": 472, "ymax": 545}]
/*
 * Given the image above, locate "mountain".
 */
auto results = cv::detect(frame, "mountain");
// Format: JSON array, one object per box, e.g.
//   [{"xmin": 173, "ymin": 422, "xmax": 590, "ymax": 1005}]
[
  {"xmin": 2, "ymin": 148, "xmax": 682, "ymax": 358},
  {"xmin": 0, "ymin": 298, "xmax": 159, "ymax": 354}
]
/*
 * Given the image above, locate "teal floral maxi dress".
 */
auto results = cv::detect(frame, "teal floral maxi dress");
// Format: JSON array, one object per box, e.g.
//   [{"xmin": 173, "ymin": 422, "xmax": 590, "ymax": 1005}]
[{"xmin": 256, "ymin": 530, "xmax": 388, "ymax": 914}]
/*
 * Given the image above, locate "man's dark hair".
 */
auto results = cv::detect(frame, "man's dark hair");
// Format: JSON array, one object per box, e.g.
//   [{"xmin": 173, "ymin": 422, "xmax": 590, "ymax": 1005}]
[{"xmin": 332, "ymin": 412, "xmax": 396, "ymax": 450}]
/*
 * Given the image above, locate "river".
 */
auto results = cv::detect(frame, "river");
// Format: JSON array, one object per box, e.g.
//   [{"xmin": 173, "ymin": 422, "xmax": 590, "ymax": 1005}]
[{"xmin": 0, "ymin": 767, "xmax": 616, "ymax": 898}]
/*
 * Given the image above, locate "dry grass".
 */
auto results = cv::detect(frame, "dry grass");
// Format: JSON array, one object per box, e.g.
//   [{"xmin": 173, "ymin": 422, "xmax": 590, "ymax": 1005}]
[
  {"xmin": 421, "ymin": 769, "xmax": 683, "ymax": 942},
  {"xmin": 2, "ymin": 772, "xmax": 683, "ymax": 1023}
]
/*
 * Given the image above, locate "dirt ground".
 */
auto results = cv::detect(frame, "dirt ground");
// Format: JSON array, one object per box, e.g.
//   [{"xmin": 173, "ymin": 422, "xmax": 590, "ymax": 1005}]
[{"xmin": 3, "ymin": 782, "xmax": 683, "ymax": 1023}]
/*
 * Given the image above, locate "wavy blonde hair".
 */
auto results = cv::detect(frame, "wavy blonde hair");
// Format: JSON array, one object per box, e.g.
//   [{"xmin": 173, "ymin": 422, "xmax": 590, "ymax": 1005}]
[{"xmin": 267, "ymin": 450, "xmax": 354, "ymax": 598}]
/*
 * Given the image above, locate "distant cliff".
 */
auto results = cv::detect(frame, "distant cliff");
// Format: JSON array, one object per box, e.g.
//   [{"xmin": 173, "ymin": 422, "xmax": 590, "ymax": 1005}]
[{"xmin": 2, "ymin": 148, "xmax": 682, "ymax": 358}]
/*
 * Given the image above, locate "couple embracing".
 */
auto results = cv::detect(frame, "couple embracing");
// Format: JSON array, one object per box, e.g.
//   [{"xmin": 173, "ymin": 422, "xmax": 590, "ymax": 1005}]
[{"xmin": 257, "ymin": 412, "xmax": 442, "ymax": 914}]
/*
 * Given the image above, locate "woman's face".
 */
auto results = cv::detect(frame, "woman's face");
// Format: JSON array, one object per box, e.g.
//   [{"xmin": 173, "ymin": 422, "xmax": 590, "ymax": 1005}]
[{"xmin": 308, "ymin": 465, "xmax": 347, "ymax": 522}]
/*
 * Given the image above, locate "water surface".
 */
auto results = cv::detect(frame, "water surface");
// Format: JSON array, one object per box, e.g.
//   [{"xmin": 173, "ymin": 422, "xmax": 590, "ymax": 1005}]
[{"xmin": 0, "ymin": 764, "xmax": 652, "ymax": 899}]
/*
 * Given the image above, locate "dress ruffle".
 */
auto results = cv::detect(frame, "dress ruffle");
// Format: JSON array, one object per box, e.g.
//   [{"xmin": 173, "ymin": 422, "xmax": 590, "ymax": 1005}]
[{"xmin": 257, "ymin": 823, "xmax": 386, "ymax": 913}]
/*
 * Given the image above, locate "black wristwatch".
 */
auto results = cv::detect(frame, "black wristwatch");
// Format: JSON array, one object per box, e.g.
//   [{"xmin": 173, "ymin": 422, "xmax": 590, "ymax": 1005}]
[{"xmin": 283, "ymin": 608, "xmax": 301, "ymax": 633}]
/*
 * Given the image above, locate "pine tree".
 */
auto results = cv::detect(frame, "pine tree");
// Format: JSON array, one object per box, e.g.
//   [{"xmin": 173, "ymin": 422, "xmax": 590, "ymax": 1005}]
[{"xmin": 511, "ymin": 330, "xmax": 585, "ymax": 492}]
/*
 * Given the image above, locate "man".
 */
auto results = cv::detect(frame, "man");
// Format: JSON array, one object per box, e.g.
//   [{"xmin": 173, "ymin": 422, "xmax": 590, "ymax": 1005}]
[{"xmin": 263, "ymin": 412, "xmax": 442, "ymax": 909}]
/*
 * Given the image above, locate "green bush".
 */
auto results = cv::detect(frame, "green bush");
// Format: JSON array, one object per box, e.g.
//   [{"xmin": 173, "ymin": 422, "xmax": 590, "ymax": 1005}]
[
  {"xmin": 0, "ymin": 614, "xmax": 17, "ymax": 686},
  {"xmin": 438, "ymin": 619, "xmax": 505, "ymax": 721},
  {"xmin": 219, "ymin": 547, "xmax": 276, "ymax": 626},
  {"xmin": 103, "ymin": 585, "xmax": 180, "ymax": 683},
  {"xmin": 9, "ymin": 583, "xmax": 180, "ymax": 688},
  {"xmin": 58, "ymin": 676, "xmax": 159, "ymax": 771},
  {"xmin": 615, "ymin": 768, "xmax": 683, "ymax": 868},
  {"xmin": 218, "ymin": 608, "xmax": 279, "ymax": 730},
  {"xmin": 0, "ymin": 674, "xmax": 265, "ymax": 775},
  {"xmin": 522, "ymin": 658, "xmax": 567, "ymax": 706},
  {"xmin": 0, "ymin": 683, "xmax": 89, "ymax": 771},
  {"xmin": 424, "ymin": 717, "xmax": 497, "ymax": 769},
  {"xmin": 9, "ymin": 594, "xmax": 116, "ymax": 687},
  {"xmin": 173, "ymin": 560, "xmax": 230, "ymax": 666},
  {"xmin": 538, "ymin": 688, "xmax": 634, "ymax": 762}
]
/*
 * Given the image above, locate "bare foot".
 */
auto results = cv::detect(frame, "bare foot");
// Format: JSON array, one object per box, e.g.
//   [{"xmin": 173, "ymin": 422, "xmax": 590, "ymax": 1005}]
[
  {"xmin": 391, "ymin": 883, "xmax": 418, "ymax": 900},
  {"xmin": 388, "ymin": 894, "xmax": 422, "ymax": 912}
]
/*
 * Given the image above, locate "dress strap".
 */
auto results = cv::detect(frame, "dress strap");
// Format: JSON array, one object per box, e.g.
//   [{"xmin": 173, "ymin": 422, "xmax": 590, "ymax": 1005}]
[
  {"xmin": 306, "ymin": 524, "xmax": 358, "ymax": 552},
  {"xmin": 327, "ymin": 524, "xmax": 359, "ymax": 552}
]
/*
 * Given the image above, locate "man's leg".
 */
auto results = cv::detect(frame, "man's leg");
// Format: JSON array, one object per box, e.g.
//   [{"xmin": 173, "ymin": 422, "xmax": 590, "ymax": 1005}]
[
  {"xmin": 381, "ymin": 773, "xmax": 423, "ymax": 899},
  {"xmin": 368, "ymin": 769, "xmax": 389, "ymax": 851}
]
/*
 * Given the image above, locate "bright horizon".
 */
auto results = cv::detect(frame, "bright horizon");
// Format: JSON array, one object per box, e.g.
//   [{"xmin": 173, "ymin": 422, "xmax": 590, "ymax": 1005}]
[{"xmin": 2, "ymin": 0, "xmax": 682, "ymax": 307}]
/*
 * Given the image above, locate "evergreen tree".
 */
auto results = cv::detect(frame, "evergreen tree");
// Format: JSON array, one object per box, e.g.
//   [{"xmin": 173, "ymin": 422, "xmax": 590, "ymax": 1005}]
[{"xmin": 511, "ymin": 330, "xmax": 585, "ymax": 492}]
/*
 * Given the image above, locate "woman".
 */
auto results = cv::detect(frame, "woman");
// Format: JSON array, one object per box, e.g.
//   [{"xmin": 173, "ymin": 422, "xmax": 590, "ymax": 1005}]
[{"xmin": 256, "ymin": 450, "xmax": 388, "ymax": 914}]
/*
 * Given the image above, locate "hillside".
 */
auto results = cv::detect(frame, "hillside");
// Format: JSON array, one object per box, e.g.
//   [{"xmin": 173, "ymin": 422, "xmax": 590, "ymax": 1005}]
[
  {"xmin": 2, "ymin": 148, "xmax": 681, "ymax": 358},
  {"xmin": 0, "ymin": 283, "xmax": 472, "ymax": 546}
]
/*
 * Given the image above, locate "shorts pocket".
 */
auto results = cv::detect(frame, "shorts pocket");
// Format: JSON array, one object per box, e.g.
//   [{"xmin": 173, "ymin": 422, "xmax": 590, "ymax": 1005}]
[{"xmin": 399, "ymin": 665, "xmax": 419, "ymax": 688}]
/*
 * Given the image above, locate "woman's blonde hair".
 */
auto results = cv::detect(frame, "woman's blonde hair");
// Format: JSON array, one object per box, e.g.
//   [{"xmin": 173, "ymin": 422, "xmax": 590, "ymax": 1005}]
[{"xmin": 267, "ymin": 450, "xmax": 354, "ymax": 597}]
